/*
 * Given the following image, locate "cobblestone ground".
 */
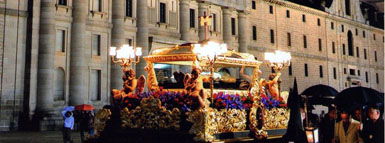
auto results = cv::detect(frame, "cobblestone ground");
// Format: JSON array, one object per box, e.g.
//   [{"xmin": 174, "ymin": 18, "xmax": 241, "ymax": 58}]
[{"xmin": 0, "ymin": 131, "xmax": 82, "ymax": 143}]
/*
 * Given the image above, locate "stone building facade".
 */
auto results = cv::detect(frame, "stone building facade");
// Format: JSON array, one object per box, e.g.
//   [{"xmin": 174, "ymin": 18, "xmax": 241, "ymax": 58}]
[{"xmin": 0, "ymin": 0, "xmax": 383, "ymax": 131}]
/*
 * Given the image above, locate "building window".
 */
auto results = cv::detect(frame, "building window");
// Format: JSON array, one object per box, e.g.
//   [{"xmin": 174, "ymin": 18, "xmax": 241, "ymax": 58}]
[
  {"xmin": 159, "ymin": 2, "xmax": 166, "ymax": 23},
  {"xmin": 318, "ymin": 38, "xmax": 322, "ymax": 51},
  {"xmin": 252, "ymin": 0, "xmax": 256, "ymax": 9},
  {"xmin": 376, "ymin": 73, "xmax": 379, "ymax": 84},
  {"xmin": 302, "ymin": 14, "xmax": 306, "ymax": 22},
  {"xmin": 358, "ymin": 70, "xmax": 361, "ymax": 76},
  {"xmin": 269, "ymin": 5, "xmax": 273, "ymax": 14},
  {"xmin": 54, "ymin": 68, "xmax": 65, "ymax": 101},
  {"xmin": 270, "ymin": 29, "xmax": 275, "ymax": 44},
  {"xmin": 126, "ymin": 38, "xmax": 132, "ymax": 45},
  {"xmin": 212, "ymin": 13, "xmax": 217, "ymax": 31},
  {"xmin": 331, "ymin": 22, "xmax": 334, "ymax": 29},
  {"xmin": 58, "ymin": 0, "xmax": 67, "ymax": 5},
  {"xmin": 349, "ymin": 69, "xmax": 355, "ymax": 76},
  {"xmin": 341, "ymin": 25, "xmax": 344, "ymax": 32},
  {"xmin": 365, "ymin": 72, "xmax": 368, "ymax": 83},
  {"xmin": 289, "ymin": 62, "xmax": 292, "ymax": 76},
  {"xmin": 231, "ymin": 18, "xmax": 236, "ymax": 35},
  {"xmin": 333, "ymin": 67, "xmax": 337, "ymax": 79},
  {"xmin": 344, "ymin": 68, "xmax": 347, "ymax": 74},
  {"xmin": 92, "ymin": 34, "xmax": 101, "ymax": 56},
  {"xmin": 126, "ymin": 0, "xmax": 133, "ymax": 17},
  {"xmin": 56, "ymin": 30, "xmax": 65, "ymax": 52},
  {"xmin": 345, "ymin": 0, "xmax": 351, "ymax": 16},
  {"xmin": 373, "ymin": 34, "xmax": 376, "ymax": 40},
  {"xmin": 363, "ymin": 31, "xmax": 366, "ymax": 37},
  {"xmin": 355, "ymin": 28, "xmax": 358, "ymax": 35},
  {"xmin": 332, "ymin": 42, "xmax": 335, "ymax": 53},
  {"xmin": 342, "ymin": 44, "xmax": 346, "ymax": 55},
  {"xmin": 374, "ymin": 51, "xmax": 377, "ymax": 62},
  {"xmin": 304, "ymin": 64, "xmax": 308, "ymax": 77},
  {"xmin": 303, "ymin": 35, "xmax": 307, "ymax": 48},
  {"xmin": 286, "ymin": 10, "xmax": 290, "ymax": 18},
  {"xmin": 317, "ymin": 18, "xmax": 321, "ymax": 26},
  {"xmin": 190, "ymin": 9, "xmax": 195, "ymax": 28},
  {"xmin": 252, "ymin": 26, "xmax": 257, "ymax": 41},
  {"xmin": 348, "ymin": 31, "xmax": 354, "ymax": 56},
  {"xmin": 287, "ymin": 32, "xmax": 291, "ymax": 46},
  {"xmin": 319, "ymin": 65, "xmax": 323, "ymax": 78},
  {"xmin": 364, "ymin": 49, "xmax": 367, "ymax": 59},
  {"xmin": 90, "ymin": 70, "xmax": 101, "ymax": 101},
  {"xmin": 356, "ymin": 47, "xmax": 359, "ymax": 57}
]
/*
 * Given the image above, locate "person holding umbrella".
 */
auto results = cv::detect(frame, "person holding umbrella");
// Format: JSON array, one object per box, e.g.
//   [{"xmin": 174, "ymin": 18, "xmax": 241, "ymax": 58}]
[
  {"xmin": 319, "ymin": 105, "xmax": 337, "ymax": 143},
  {"xmin": 62, "ymin": 111, "xmax": 74, "ymax": 143},
  {"xmin": 360, "ymin": 105, "xmax": 384, "ymax": 143}
]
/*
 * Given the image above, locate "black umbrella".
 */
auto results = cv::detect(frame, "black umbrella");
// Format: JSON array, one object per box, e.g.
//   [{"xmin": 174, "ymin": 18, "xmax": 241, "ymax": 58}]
[
  {"xmin": 301, "ymin": 84, "xmax": 338, "ymax": 98},
  {"xmin": 301, "ymin": 84, "xmax": 337, "ymax": 106},
  {"xmin": 334, "ymin": 87, "xmax": 383, "ymax": 113}
]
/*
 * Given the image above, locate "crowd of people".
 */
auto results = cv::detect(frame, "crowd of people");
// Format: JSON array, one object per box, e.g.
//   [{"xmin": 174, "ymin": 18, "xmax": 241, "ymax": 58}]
[
  {"xmin": 62, "ymin": 110, "xmax": 95, "ymax": 143},
  {"xmin": 309, "ymin": 105, "xmax": 384, "ymax": 143}
]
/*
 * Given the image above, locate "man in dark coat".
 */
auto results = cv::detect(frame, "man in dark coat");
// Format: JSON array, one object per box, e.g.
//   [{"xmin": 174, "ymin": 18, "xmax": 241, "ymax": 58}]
[
  {"xmin": 319, "ymin": 105, "xmax": 337, "ymax": 143},
  {"xmin": 360, "ymin": 106, "xmax": 384, "ymax": 143}
]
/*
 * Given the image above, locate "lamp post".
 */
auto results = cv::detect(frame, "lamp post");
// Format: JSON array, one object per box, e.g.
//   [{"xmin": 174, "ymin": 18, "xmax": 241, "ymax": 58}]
[
  {"xmin": 193, "ymin": 41, "xmax": 227, "ymax": 103},
  {"xmin": 109, "ymin": 44, "xmax": 142, "ymax": 70}
]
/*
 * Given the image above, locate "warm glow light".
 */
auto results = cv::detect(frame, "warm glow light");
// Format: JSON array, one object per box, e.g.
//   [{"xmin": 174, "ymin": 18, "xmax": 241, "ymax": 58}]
[
  {"xmin": 265, "ymin": 50, "xmax": 291, "ymax": 64},
  {"xmin": 110, "ymin": 47, "xmax": 117, "ymax": 56},
  {"xmin": 194, "ymin": 41, "xmax": 227, "ymax": 61},
  {"xmin": 135, "ymin": 47, "xmax": 142, "ymax": 56}
]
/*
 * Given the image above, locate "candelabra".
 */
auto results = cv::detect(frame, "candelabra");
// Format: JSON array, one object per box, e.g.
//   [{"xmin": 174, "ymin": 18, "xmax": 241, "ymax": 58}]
[
  {"xmin": 264, "ymin": 50, "xmax": 291, "ymax": 73},
  {"xmin": 193, "ymin": 41, "xmax": 227, "ymax": 103},
  {"xmin": 109, "ymin": 44, "xmax": 142, "ymax": 70}
]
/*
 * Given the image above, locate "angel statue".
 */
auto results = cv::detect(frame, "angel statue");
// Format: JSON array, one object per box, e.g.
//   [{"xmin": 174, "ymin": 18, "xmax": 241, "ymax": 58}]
[
  {"xmin": 184, "ymin": 67, "xmax": 206, "ymax": 109},
  {"xmin": 112, "ymin": 68, "xmax": 146, "ymax": 106}
]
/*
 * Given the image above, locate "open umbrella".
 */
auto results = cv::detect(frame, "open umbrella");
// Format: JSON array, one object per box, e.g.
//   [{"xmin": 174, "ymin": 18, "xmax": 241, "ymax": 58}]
[
  {"xmin": 301, "ymin": 84, "xmax": 337, "ymax": 106},
  {"xmin": 334, "ymin": 87, "xmax": 383, "ymax": 113},
  {"xmin": 62, "ymin": 106, "xmax": 75, "ymax": 117},
  {"xmin": 75, "ymin": 104, "xmax": 94, "ymax": 111}
]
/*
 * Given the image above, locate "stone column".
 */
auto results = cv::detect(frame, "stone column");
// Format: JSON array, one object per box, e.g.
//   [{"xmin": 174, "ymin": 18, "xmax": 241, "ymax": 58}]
[
  {"xmin": 198, "ymin": 2, "xmax": 208, "ymax": 41},
  {"xmin": 222, "ymin": 8, "xmax": 232, "ymax": 49},
  {"xmin": 238, "ymin": 11, "xmax": 248, "ymax": 53},
  {"xmin": 136, "ymin": 0, "xmax": 148, "ymax": 78},
  {"xmin": 111, "ymin": 0, "xmax": 125, "ymax": 90},
  {"xmin": 69, "ymin": 0, "xmax": 87, "ymax": 105},
  {"xmin": 36, "ymin": 0, "xmax": 55, "ymax": 113},
  {"xmin": 180, "ymin": 0, "xmax": 190, "ymax": 41}
]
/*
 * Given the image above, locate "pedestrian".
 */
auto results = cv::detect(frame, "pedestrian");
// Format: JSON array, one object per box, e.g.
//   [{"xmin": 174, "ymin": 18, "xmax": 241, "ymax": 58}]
[
  {"xmin": 333, "ymin": 109, "xmax": 363, "ymax": 143},
  {"xmin": 319, "ymin": 106, "xmax": 337, "ymax": 143},
  {"xmin": 79, "ymin": 111, "xmax": 87, "ymax": 143},
  {"xmin": 62, "ymin": 111, "xmax": 74, "ymax": 143},
  {"xmin": 88, "ymin": 111, "xmax": 95, "ymax": 137},
  {"xmin": 320, "ymin": 110, "xmax": 325, "ymax": 121},
  {"xmin": 353, "ymin": 108, "xmax": 362, "ymax": 121},
  {"xmin": 360, "ymin": 106, "xmax": 384, "ymax": 143}
]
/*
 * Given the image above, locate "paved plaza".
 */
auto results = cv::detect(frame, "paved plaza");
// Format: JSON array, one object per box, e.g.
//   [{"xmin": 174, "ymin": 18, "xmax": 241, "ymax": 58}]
[{"xmin": 0, "ymin": 131, "xmax": 81, "ymax": 143}]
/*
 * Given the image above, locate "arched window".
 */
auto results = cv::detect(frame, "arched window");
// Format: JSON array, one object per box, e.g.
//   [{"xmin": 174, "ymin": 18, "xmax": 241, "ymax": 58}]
[
  {"xmin": 345, "ymin": 0, "xmax": 350, "ymax": 16},
  {"xmin": 348, "ymin": 31, "xmax": 354, "ymax": 56},
  {"xmin": 54, "ymin": 68, "xmax": 65, "ymax": 101}
]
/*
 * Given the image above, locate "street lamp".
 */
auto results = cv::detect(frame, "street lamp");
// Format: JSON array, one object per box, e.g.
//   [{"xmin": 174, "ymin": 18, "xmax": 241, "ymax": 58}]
[
  {"xmin": 264, "ymin": 50, "xmax": 291, "ymax": 73},
  {"xmin": 110, "ymin": 44, "xmax": 142, "ymax": 70},
  {"xmin": 193, "ymin": 41, "xmax": 227, "ymax": 103}
]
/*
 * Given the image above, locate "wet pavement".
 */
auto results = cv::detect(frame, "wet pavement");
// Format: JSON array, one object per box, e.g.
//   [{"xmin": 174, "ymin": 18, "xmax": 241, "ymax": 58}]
[{"xmin": 0, "ymin": 131, "xmax": 82, "ymax": 143}]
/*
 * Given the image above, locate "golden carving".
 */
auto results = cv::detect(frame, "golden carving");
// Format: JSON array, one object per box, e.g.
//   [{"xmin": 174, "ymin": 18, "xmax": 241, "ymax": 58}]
[
  {"xmin": 144, "ymin": 62, "xmax": 159, "ymax": 92},
  {"xmin": 120, "ymin": 96, "xmax": 181, "ymax": 130},
  {"xmin": 184, "ymin": 67, "xmax": 206, "ymax": 109},
  {"xmin": 186, "ymin": 108, "xmax": 217, "ymax": 142},
  {"xmin": 94, "ymin": 108, "xmax": 112, "ymax": 137},
  {"xmin": 249, "ymin": 102, "xmax": 268, "ymax": 139},
  {"xmin": 263, "ymin": 108, "xmax": 290, "ymax": 129},
  {"xmin": 215, "ymin": 109, "xmax": 247, "ymax": 133}
]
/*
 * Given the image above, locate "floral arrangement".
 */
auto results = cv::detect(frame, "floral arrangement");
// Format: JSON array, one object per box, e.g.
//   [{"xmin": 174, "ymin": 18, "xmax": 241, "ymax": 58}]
[
  {"xmin": 260, "ymin": 93, "xmax": 287, "ymax": 110},
  {"xmin": 211, "ymin": 92, "xmax": 252, "ymax": 110}
]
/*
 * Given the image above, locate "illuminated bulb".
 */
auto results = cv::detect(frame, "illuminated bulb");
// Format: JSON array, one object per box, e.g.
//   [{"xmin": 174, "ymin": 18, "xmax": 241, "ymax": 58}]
[
  {"xmin": 110, "ymin": 47, "xmax": 117, "ymax": 56},
  {"xmin": 135, "ymin": 47, "xmax": 142, "ymax": 56}
]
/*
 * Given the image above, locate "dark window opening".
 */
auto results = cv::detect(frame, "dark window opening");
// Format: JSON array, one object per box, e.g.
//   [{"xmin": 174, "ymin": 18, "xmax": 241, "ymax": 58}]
[
  {"xmin": 213, "ymin": 14, "xmax": 217, "ymax": 31},
  {"xmin": 341, "ymin": 25, "xmax": 344, "ymax": 32},
  {"xmin": 356, "ymin": 47, "xmax": 359, "ymax": 57},
  {"xmin": 376, "ymin": 73, "xmax": 379, "ymax": 84},
  {"xmin": 355, "ymin": 28, "xmax": 358, "ymax": 35},
  {"xmin": 270, "ymin": 29, "xmax": 275, "ymax": 44},
  {"xmin": 331, "ymin": 22, "xmax": 334, "ymax": 29},
  {"xmin": 332, "ymin": 42, "xmax": 335, "ymax": 53},
  {"xmin": 365, "ymin": 72, "xmax": 368, "ymax": 83},
  {"xmin": 252, "ymin": 1, "xmax": 256, "ymax": 9},
  {"xmin": 364, "ymin": 49, "xmax": 367, "ymax": 59},
  {"xmin": 159, "ymin": 3, "xmax": 166, "ymax": 23},
  {"xmin": 358, "ymin": 70, "xmax": 361, "ymax": 76},
  {"xmin": 343, "ymin": 44, "xmax": 346, "ymax": 55},
  {"xmin": 231, "ymin": 18, "xmax": 236, "ymax": 35},
  {"xmin": 344, "ymin": 68, "xmax": 347, "ymax": 74},
  {"xmin": 375, "ymin": 51, "xmax": 377, "ymax": 62},
  {"xmin": 349, "ymin": 69, "xmax": 355, "ymax": 76},
  {"xmin": 302, "ymin": 14, "xmax": 306, "ymax": 22},
  {"xmin": 333, "ymin": 67, "xmax": 337, "ymax": 79},
  {"xmin": 190, "ymin": 9, "xmax": 195, "ymax": 28},
  {"xmin": 373, "ymin": 34, "xmax": 376, "ymax": 40},
  {"xmin": 126, "ymin": 0, "xmax": 133, "ymax": 17},
  {"xmin": 303, "ymin": 35, "xmax": 307, "ymax": 48},
  {"xmin": 253, "ymin": 26, "xmax": 257, "ymax": 40},
  {"xmin": 304, "ymin": 64, "xmax": 308, "ymax": 77},
  {"xmin": 269, "ymin": 5, "xmax": 273, "ymax": 14},
  {"xmin": 319, "ymin": 65, "xmax": 323, "ymax": 78},
  {"xmin": 345, "ymin": 0, "xmax": 351, "ymax": 16},
  {"xmin": 58, "ymin": 0, "xmax": 67, "ymax": 5},
  {"xmin": 289, "ymin": 62, "xmax": 292, "ymax": 76},
  {"xmin": 318, "ymin": 38, "xmax": 322, "ymax": 51},
  {"xmin": 363, "ymin": 31, "xmax": 366, "ymax": 37},
  {"xmin": 317, "ymin": 18, "xmax": 321, "ymax": 26},
  {"xmin": 348, "ymin": 31, "xmax": 354, "ymax": 56}
]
